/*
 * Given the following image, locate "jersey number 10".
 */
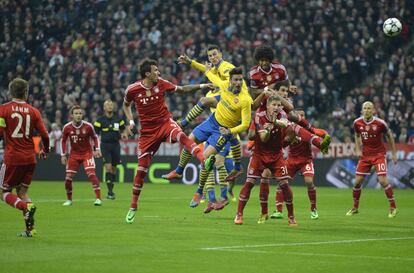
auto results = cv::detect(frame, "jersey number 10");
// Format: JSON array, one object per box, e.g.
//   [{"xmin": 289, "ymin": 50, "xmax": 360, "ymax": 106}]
[{"xmin": 11, "ymin": 113, "xmax": 30, "ymax": 138}]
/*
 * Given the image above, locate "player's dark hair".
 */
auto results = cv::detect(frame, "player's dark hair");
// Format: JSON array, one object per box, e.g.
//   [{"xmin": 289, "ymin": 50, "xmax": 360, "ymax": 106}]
[
  {"xmin": 9, "ymin": 78, "xmax": 28, "ymax": 99},
  {"xmin": 254, "ymin": 44, "xmax": 275, "ymax": 62},
  {"xmin": 207, "ymin": 44, "xmax": 221, "ymax": 52},
  {"xmin": 70, "ymin": 105, "xmax": 82, "ymax": 114},
  {"xmin": 274, "ymin": 80, "xmax": 290, "ymax": 91},
  {"xmin": 229, "ymin": 67, "xmax": 243, "ymax": 79},
  {"xmin": 140, "ymin": 59, "xmax": 158, "ymax": 78}
]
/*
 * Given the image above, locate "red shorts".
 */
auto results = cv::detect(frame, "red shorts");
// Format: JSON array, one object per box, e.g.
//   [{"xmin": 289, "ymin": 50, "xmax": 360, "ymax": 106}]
[
  {"xmin": 356, "ymin": 155, "xmax": 387, "ymax": 176},
  {"xmin": 67, "ymin": 154, "xmax": 96, "ymax": 174},
  {"xmin": 138, "ymin": 119, "xmax": 182, "ymax": 159},
  {"xmin": 287, "ymin": 157, "xmax": 314, "ymax": 177},
  {"xmin": 0, "ymin": 163, "xmax": 36, "ymax": 191},
  {"xmin": 247, "ymin": 152, "xmax": 290, "ymax": 180}
]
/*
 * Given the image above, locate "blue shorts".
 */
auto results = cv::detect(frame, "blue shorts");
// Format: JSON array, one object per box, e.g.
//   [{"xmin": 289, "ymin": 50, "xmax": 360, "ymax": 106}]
[{"xmin": 193, "ymin": 114, "xmax": 230, "ymax": 153}]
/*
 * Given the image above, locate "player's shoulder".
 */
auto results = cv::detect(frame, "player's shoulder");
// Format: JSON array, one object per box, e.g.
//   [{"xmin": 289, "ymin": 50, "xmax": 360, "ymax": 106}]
[
  {"xmin": 83, "ymin": 121, "xmax": 95, "ymax": 130},
  {"xmin": 353, "ymin": 116, "xmax": 363, "ymax": 125},
  {"xmin": 220, "ymin": 60, "xmax": 235, "ymax": 71},
  {"xmin": 373, "ymin": 116, "xmax": 387, "ymax": 125},
  {"xmin": 249, "ymin": 65, "xmax": 261, "ymax": 78},
  {"xmin": 271, "ymin": 61, "xmax": 287, "ymax": 71},
  {"xmin": 62, "ymin": 122, "xmax": 73, "ymax": 132},
  {"xmin": 125, "ymin": 80, "xmax": 142, "ymax": 93}
]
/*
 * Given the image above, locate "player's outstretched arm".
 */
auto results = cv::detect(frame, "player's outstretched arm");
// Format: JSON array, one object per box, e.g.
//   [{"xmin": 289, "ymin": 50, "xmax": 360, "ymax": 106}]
[
  {"xmin": 252, "ymin": 89, "xmax": 273, "ymax": 110},
  {"xmin": 176, "ymin": 83, "xmax": 214, "ymax": 93},
  {"xmin": 386, "ymin": 130, "xmax": 397, "ymax": 163},
  {"xmin": 354, "ymin": 132, "xmax": 362, "ymax": 157},
  {"xmin": 177, "ymin": 54, "xmax": 207, "ymax": 73}
]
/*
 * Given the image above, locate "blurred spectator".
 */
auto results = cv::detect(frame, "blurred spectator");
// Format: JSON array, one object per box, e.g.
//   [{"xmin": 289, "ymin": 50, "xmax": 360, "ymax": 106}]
[
  {"xmin": 49, "ymin": 123, "xmax": 62, "ymax": 154},
  {"xmin": 0, "ymin": 0, "xmax": 413, "ymax": 143}
]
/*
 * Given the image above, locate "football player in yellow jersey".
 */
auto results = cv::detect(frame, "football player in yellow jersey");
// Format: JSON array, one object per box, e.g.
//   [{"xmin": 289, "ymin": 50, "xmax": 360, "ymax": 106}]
[
  {"xmin": 176, "ymin": 44, "xmax": 248, "ymax": 128},
  {"xmin": 164, "ymin": 67, "xmax": 252, "ymax": 209},
  {"xmin": 163, "ymin": 45, "xmax": 245, "ymax": 184}
]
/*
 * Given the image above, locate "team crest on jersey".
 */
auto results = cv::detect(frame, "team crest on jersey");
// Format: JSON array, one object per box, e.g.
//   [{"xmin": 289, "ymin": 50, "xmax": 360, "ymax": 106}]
[
  {"xmin": 82, "ymin": 129, "xmax": 86, "ymax": 134},
  {"xmin": 275, "ymin": 73, "xmax": 280, "ymax": 80},
  {"xmin": 70, "ymin": 131, "xmax": 74, "ymax": 134},
  {"xmin": 372, "ymin": 125, "xmax": 377, "ymax": 131},
  {"xmin": 234, "ymin": 98, "xmax": 239, "ymax": 104},
  {"xmin": 365, "ymin": 125, "xmax": 370, "ymax": 131},
  {"xmin": 154, "ymin": 86, "xmax": 160, "ymax": 93},
  {"xmin": 266, "ymin": 75, "xmax": 272, "ymax": 82},
  {"xmin": 249, "ymin": 168, "xmax": 254, "ymax": 174},
  {"xmin": 76, "ymin": 129, "xmax": 80, "ymax": 135}
]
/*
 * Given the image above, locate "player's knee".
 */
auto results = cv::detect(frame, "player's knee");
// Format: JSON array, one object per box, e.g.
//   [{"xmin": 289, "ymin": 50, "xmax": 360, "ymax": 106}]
[
  {"xmin": 214, "ymin": 156, "xmax": 225, "ymax": 167},
  {"xmin": 279, "ymin": 179, "xmax": 289, "ymax": 186},
  {"xmin": 262, "ymin": 169, "xmax": 271, "ymax": 178}
]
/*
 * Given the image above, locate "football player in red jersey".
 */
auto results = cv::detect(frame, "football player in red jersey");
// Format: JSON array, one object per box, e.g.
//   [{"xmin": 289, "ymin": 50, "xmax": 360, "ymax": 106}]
[
  {"xmin": 272, "ymin": 109, "xmax": 319, "ymax": 220},
  {"xmin": 61, "ymin": 106, "xmax": 102, "ymax": 206},
  {"xmin": 235, "ymin": 95, "xmax": 297, "ymax": 226},
  {"xmin": 347, "ymin": 101, "xmax": 398, "ymax": 218},
  {"xmin": 0, "ymin": 78, "xmax": 49, "ymax": 237},
  {"xmin": 123, "ymin": 59, "xmax": 215, "ymax": 224}
]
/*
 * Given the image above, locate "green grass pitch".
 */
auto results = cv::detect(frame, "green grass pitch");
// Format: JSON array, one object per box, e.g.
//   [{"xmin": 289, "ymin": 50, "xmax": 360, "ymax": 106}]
[{"xmin": 1, "ymin": 182, "xmax": 413, "ymax": 273}]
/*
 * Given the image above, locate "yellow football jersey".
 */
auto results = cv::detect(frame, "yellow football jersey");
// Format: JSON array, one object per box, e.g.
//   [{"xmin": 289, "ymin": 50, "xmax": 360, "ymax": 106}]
[{"xmin": 205, "ymin": 70, "xmax": 252, "ymax": 135}]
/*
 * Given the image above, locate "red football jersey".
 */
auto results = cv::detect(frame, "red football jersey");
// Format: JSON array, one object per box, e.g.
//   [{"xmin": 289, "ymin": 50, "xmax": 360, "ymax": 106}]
[
  {"xmin": 0, "ymin": 100, "xmax": 49, "ymax": 165},
  {"xmin": 249, "ymin": 62, "xmax": 289, "ymax": 111},
  {"xmin": 353, "ymin": 116, "xmax": 389, "ymax": 157},
  {"xmin": 288, "ymin": 139, "xmax": 312, "ymax": 160},
  {"xmin": 249, "ymin": 62, "xmax": 289, "ymax": 89},
  {"xmin": 61, "ymin": 121, "xmax": 99, "ymax": 157},
  {"xmin": 124, "ymin": 78, "xmax": 177, "ymax": 130},
  {"xmin": 253, "ymin": 109, "xmax": 287, "ymax": 155}
]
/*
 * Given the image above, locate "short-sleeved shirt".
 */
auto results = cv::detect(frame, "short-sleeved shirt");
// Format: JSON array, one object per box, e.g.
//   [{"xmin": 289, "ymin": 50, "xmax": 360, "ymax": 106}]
[
  {"xmin": 0, "ymin": 100, "xmax": 49, "ymax": 165},
  {"xmin": 94, "ymin": 115, "xmax": 125, "ymax": 143},
  {"xmin": 61, "ymin": 121, "xmax": 99, "ymax": 157},
  {"xmin": 353, "ymin": 116, "xmax": 389, "ymax": 157},
  {"xmin": 249, "ymin": 62, "xmax": 289, "ymax": 111},
  {"xmin": 253, "ymin": 110, "xmax": 287, "ymax": 156},
  {"xmin": 124, "ymin": 78, "xmax": 177, "ymax": 131}
]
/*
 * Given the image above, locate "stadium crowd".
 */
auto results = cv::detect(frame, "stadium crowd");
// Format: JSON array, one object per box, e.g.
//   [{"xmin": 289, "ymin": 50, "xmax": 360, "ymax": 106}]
[{"xmin": 0, "ymin": 0, "xmax": 413, "ymax": 144}]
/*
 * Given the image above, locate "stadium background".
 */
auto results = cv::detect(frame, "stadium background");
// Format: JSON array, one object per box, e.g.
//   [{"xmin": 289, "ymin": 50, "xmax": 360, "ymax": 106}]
[{"xmin": 1, "ymin": 0, "xmax": 413, "ymax": 187}]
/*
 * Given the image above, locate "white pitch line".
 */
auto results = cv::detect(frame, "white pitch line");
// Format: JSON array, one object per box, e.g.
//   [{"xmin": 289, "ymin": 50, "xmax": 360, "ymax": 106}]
[
  {"xmin": 201, "ymin": 237, "xmax": 414, "ymax": 251},
  {"xmin": 283, "ymin": 251, "xmax": 414, "ymax": 262},
  {"xmin": 221, "ymin": 250, "xmax": 414, "ymax": 262}
]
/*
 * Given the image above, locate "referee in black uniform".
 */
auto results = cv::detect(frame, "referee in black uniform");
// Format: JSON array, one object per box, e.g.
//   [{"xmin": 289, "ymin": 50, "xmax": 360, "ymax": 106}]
[{"xmin": 94, "ymin": 99, "xmax": 127, "ymax": 199}]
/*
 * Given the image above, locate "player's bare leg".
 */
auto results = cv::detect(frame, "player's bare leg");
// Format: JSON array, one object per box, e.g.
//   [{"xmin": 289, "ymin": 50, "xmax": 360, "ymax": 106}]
[
  {"xmin": 304, "ymin": 176, "xmax": 318, "ymax": 219},
  {"xmin": 378, "ymin": 176, "xmax": 397, "ymax": 218},
  {"xmin": 346, "ymin": 175, "xmax": 364, "ymax": 216}
]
